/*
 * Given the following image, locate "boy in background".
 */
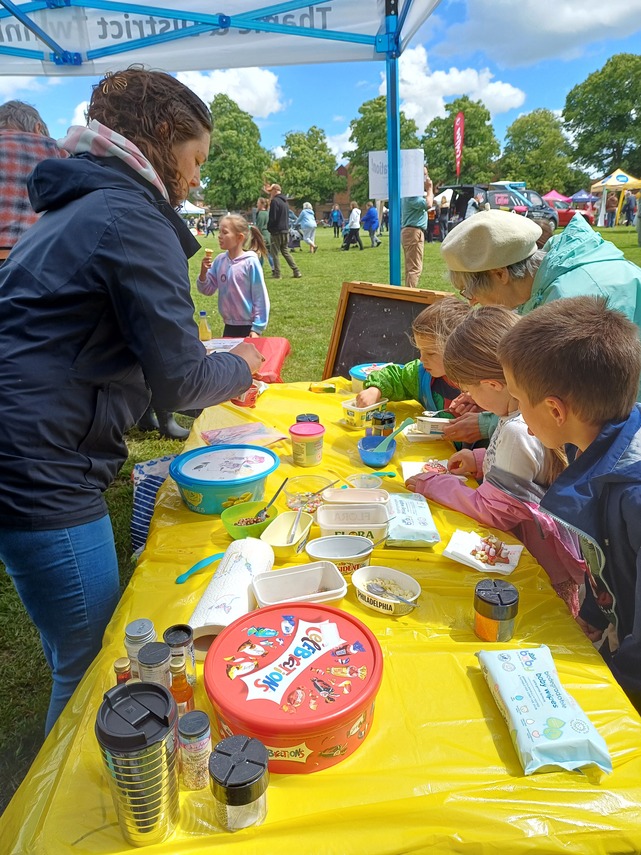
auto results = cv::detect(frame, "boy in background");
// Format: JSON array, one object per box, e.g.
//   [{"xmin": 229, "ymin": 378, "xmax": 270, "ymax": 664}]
[{"xmin": 498, "ymin": 296, "xmax": 641, "ymax": 711}]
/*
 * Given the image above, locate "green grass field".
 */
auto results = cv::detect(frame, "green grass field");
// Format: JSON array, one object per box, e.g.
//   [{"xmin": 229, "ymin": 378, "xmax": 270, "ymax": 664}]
[{"xmin": 1, "ymin": 223, "xmax": 640, "ymax": 813}]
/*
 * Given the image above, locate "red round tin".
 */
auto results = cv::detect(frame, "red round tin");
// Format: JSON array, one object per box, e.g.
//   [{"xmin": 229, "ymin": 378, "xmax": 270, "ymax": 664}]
[{"xmin": 204, "ymin": 604, "xmax": 383, "ymax": 774}]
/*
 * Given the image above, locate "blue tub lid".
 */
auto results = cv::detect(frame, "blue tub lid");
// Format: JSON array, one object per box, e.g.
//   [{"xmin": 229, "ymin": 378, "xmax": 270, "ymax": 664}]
[
  {"xmin": 349, "ymin": 363, "xmax": 393, "ymax": 381},
  {"xmin": 172, "ymin": 445, "xmax": 279, "ymax": 484}
]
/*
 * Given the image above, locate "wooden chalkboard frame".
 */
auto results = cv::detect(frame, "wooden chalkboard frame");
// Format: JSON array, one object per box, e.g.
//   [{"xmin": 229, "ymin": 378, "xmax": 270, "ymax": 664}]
[{"xmin": 323, "ymin": 281, "xmax": 450, "ymax": 380}]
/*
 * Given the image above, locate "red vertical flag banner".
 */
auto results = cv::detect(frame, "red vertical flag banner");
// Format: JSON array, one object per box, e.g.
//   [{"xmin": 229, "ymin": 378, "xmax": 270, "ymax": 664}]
[{"xmin": 454, "ymin": 112, "xmax": 465, "ymax": 179}]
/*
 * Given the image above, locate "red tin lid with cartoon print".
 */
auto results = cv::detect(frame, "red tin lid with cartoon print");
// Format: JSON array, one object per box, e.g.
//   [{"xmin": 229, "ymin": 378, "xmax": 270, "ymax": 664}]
[{"xmin": 204, "ymin": 604, "xmax": 383, "ymax": 739}]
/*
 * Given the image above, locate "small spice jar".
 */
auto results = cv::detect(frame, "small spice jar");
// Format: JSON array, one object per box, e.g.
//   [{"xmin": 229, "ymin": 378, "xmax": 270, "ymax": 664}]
[
  {"xmin": 124, "ymin": 618, "xmax": 157, "ymax": 679},
  {"xmin": 209, "ymin": 735, "xmax": 269, "ymax": 832},
  {"xmin": 137, "ymin": 641, "xmax": 172, "ymax": 689},
  {"xmin": 113, "ymin": 657, "xmax": 131, "ymax": 685},
  {"xmin": 163, "ymin": 623, "xmax": 197, "ymax": 687},
  {"xmin": 178, "ymin": 710, "xmax": 212, "ymax": 790},
  {"xmin": 295, "ymin": 413, "xmax": 320, "ymax": 423},
  {"xmin": 371, "ymin": 411, "xmax": 396, "ymax": 437},
  {"xmin": 474, "ymin": 578, "xmax": 519, "ymax": 642}
]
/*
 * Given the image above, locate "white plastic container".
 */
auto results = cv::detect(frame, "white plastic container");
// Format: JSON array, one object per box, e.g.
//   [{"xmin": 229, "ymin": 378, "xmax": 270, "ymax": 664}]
[
  {"xmin": 305, "ymin": 535, "xmax": 373, "ymax": 577},
  {"xmin": 341, "ymin": 398, "xmax": 389, "ymax": 429},
  {"xmin": 321, "ymin": 487, "xmax": 390, "ymax": 506},
  {"xmin": 316, "ymin": 503, "xmax": 389, "ymax": 540},
  {"xmin": 415, "ymin": 416, "xmax": 451, "ymax": 437},
  {"xmin": 251, "ymin": 561, "xmax": 347, "ymax": 607}
]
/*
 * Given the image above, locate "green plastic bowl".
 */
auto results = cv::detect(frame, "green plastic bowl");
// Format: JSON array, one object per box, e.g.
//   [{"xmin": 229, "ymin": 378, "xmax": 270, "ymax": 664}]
[{"xmin": 221, "ymin": 501, "xmax": 278, "ymax": 540}]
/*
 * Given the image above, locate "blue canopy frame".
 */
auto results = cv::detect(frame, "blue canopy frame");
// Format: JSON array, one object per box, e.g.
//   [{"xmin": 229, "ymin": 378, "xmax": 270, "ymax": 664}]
[{"xmin": 0, "ymin": 0, "xmax": 437, "ymax": 284}]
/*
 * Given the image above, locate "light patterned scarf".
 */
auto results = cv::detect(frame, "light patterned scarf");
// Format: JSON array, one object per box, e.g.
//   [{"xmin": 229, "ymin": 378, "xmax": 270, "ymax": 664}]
[{"xmin": 57, "ymin": 119, "xmax": 169, "ymax": 201}]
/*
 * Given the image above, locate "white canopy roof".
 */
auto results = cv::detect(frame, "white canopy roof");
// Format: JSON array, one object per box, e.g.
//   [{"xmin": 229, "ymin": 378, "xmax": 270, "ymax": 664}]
[{"xmin": 0, "ymin": 1, "xmax": 437, "ymax": 76}]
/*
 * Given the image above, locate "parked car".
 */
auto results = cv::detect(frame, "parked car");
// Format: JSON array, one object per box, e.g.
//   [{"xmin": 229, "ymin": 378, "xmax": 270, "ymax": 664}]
[
  {"xmin": 511, "ymin": 187, "xmax": 559, "ymax": 229},
  {"xmin": 544, "ymin": 198, "xmax": 595, "ymax": 228},
  {"xmin": 439, "ymin": 184, "xmax": 559, "ymax": 231}
]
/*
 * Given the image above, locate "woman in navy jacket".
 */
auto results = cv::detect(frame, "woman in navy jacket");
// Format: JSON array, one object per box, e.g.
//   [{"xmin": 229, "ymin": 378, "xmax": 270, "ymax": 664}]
[{"xmin": 0, "ymin": 69, "xmax": 263, "ymax": 733}]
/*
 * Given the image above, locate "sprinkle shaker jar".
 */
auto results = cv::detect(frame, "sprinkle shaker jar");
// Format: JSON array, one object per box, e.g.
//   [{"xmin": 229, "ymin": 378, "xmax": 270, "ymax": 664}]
[
  {"xmin": 371, "ymin": 411, "xmax": 396, "ymax": 437},
  {"xmin": 163, "ymin": 624, "xmax": 197, "ymax": 687},
  {"xmin": 124, "ymin": 618, "xmax": 157, "ymax": 679},
  {"xmin": 178, "ymin": 710, "xmax": 211, "ymax": 790},
  {"xmin": 295, "ymin": 413, "xmax": 320, "ymax": 423},
  {"xmin": 474, "ymin": 578, "xmax": 519, "ymax": 642},
  {"xmin": 138, "ymin": 642, "xmax": 172, "ymax": 689},
  {"xmin": 209, "ymin": 735, "xmax": 269, "ymax": 832}
]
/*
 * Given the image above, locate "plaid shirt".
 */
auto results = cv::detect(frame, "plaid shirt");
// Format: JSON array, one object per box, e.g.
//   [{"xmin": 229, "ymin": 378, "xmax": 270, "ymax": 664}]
[{"xmin": 0, "ymin": 131, "xmax": 66, "ymax": 250}]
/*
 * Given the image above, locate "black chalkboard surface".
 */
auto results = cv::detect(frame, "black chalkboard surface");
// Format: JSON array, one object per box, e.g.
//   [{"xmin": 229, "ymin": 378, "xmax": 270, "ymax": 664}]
[{"xmin": 323, "ymin": 281, "xmax": 449, "ymax": 380}]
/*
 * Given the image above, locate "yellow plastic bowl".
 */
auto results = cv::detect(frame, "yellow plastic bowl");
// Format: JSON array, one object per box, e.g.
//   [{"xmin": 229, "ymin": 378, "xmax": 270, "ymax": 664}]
[
  {"xmin": 221, "ymin": 501, "xmax": 278, "ymax": 540},
  {"xmin": 260, "ymin": 511, "xmax": 314, "ymax": 560}
]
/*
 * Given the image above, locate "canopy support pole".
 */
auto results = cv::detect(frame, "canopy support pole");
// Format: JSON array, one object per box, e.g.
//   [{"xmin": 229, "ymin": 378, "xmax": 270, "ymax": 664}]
[{"xmin": 385, "ymin": 0, "xmax": 401, "ymax": 286}]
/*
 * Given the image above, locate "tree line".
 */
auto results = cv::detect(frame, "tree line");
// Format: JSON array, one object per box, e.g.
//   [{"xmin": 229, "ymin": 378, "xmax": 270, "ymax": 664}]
[{"xmin": 201, "ymin": 52, "xmax": 641, "ymax": 211}]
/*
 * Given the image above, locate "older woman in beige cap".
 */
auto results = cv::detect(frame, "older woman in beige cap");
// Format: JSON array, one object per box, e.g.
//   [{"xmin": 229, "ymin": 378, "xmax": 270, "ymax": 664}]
[{"xmin": 440, "ymin": 209, "xmax": 641, "ymax": 441}]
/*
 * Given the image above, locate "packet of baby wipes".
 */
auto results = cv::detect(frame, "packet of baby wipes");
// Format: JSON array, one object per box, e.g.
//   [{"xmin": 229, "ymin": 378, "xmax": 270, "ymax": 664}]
[
  {"xmin": 386, "ymin": 492, "xmax": 440, "ymax": 547},
  {"xmin": 477, "ymin": 645, "xmax": 612, "ymax": 777}
]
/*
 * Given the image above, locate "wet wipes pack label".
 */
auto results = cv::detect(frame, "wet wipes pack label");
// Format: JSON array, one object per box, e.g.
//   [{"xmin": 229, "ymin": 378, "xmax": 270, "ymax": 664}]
[{"xmin": 242, "ymin": 619, "xmax": 345, "ymax": 704}]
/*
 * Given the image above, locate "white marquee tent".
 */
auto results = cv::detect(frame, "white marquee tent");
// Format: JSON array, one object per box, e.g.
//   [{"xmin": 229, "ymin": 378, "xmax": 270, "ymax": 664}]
[{"xmin": 0, "ymin": 0, "xmax": 439, "ymax": 284}]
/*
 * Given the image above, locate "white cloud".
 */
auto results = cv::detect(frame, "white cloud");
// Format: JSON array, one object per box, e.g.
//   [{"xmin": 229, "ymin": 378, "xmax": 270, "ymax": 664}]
[
  {"xmin": 71, "ymin": 101, "xmax": 88, "ymax": 127},
  {"xmin": 272, "ymin": 145, "xmax": 285, "ymax": 159},
  {"xmin": 332, "ymin": 115, "xmax": 345, "ymax": 123},
  {"xmin": 379, "ymin": 45, "xmax": 525, "ymax": 132},
  {"xmin": 176, "ymin": 69, "xmax": 285, "ymax": 119},
  {"xmin": 439, "ymin": 0, "xmax": 641, "ymax": 66},
  {"xmin": 0, "ymin": 75, "xmax": 52, "ymax": 100},
  {"xmin": 326, "ymin": 128, "xmax": 356, "ymax": 163}
]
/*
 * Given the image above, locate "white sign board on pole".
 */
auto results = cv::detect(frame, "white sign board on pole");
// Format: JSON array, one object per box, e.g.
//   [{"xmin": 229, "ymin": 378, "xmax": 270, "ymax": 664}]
[{"xmin": 368, "ymin": 149, "xmax": 424, "ymax": 200}]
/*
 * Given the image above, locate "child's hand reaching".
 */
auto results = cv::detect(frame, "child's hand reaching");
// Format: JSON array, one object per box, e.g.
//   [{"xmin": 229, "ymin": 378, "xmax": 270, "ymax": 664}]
[
  {"xmin": 448, "ymin": 392, "xmax": 482, "ymax": 416},
  {"xmin": 355, "ymin": 386, "xmax": 381, "ymax": 408},
  {"xmin": 447, "ymin": 450, "xmax": 476, "ymax": 476}
]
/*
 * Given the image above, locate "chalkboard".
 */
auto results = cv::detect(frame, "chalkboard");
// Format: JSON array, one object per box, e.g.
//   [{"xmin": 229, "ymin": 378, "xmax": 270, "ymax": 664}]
[{"xmin": 323, "ymin": 281, "xmax": 450, "ymax": 380}]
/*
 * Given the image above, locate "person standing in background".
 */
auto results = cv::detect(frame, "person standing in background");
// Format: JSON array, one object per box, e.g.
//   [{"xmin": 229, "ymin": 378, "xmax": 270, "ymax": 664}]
[
  {"xmin": 342, "ymin": 200, "xmax": 364, "ymax": 251},
  {"xmin": 401, "ymin": 166, "xmax": 433, "ymax": 287},
  {"xmin": 264, "ymin": 182, "xmax": 301, "ymax": 280},
  {"xmin": 438, "ymin": 194, "xmax": 450, "ymax": 241},
  {"xmin": 255, "ymin": 196, "xmax": 273, "ymax": 271},
  {"xmin": 330, "ymin": 203, "xmax": 344, "ymax": 238},
  {"xmin": 605, "ymin": 191, "xmax": 618, "ymax": 228},
  {"xmin": 0, "ymin": 100, "xmax": 66, "ymax": 268},
  {"xmin": 361, "ymin": 201, "xmax": 381, "ymax": 247},
  {"xmin": 295, "ymin": 202, "xmax": 318, "ymax": 253}
]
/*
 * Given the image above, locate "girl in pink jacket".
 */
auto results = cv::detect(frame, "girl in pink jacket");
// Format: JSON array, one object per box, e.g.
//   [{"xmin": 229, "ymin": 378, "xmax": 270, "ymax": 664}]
[{"xmin": 405, "ymin": 306, "xmax": 585, "ymax": 615}]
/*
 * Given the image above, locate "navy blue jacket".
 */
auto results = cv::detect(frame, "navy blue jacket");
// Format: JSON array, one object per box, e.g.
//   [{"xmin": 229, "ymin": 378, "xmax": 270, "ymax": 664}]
[
  {"xmin": 0, "ymin": 154, "xmax": 251, "ymax": 529},
  {"xmin": 541, "ymin": 405, "xmax": 641, "ymax": 703}
]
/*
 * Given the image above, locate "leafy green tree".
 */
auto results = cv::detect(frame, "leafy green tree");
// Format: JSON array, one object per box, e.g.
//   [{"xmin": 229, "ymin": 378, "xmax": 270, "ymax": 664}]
[
  {"xmin": 497, "ymin": 108, "xmax": 590, "ymax": 193},
  {"xmin": 563, "ymin": 53, "xmax": 641, "ymax": 175},
  {"xmin": 202, "ymin": 94, "xmax": 272, "ymax": 210},
  {"xmin": 421, "ymin": 96, "xmax": 499, "ymax": 186},
  {"xmin": 345, "ymin": 96, "xmax": 419, "ymax": 202},
  {"xmin": 278, "ymin": 126, "xmax": 343, "ymax": 206}
]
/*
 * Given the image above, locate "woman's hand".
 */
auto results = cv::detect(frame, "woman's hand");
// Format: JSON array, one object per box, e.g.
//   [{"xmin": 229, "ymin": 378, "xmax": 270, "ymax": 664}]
[
  {"xmin": 442, "ymin": 413, "xmax": 483, "ymax": 444},
  {"xmin": 355, "ymin": 387, "xmax": 381, "ymax": 408},
  {"xmin": 230, "ymin": 341, "xmax": 265, "ymax": 376},
  {"xmin": 447, "ymin": 450, "xmax": 476, "ymax": 476},
  {"xmin": 448, "ymin": 392, "xmax": 482, "ymax": 416}
]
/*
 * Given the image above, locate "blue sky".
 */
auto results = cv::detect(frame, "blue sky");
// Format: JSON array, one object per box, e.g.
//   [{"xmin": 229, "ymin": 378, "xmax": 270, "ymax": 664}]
[{"xmin": 1, "ymin": 0, "xmax": 640, "ymax": 177}]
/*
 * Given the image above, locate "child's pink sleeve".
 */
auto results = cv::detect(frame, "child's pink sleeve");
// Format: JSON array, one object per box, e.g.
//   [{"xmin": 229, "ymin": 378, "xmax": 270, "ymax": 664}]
[{"xmin": 196, "ymin": 265, "xmax": 218, "ymax": 297}]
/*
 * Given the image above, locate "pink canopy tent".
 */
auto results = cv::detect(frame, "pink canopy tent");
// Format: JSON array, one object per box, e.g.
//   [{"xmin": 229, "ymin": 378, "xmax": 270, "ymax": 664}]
[{"xmin": 543, "ymin": 189, "xmax": 571, "ymax": 202}]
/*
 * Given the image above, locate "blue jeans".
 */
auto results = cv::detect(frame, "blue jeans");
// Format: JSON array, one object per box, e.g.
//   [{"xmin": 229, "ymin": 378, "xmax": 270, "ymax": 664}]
[{"xmin": 0, "ymin": 516, "xmax": 120, "ymax": 733}]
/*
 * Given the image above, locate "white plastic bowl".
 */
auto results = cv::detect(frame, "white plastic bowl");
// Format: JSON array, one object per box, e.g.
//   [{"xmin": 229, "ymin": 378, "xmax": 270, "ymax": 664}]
[
  {"xmin": 305, "ymin": 535, "xmax": 373, "ymax": 576},
  {"xmin": 251, "ymin": 561, "xmax": 347, "ymax": 607},
  {"xmin": 352, "ymin": 566, "xmax": 421, "ymax": 616}
]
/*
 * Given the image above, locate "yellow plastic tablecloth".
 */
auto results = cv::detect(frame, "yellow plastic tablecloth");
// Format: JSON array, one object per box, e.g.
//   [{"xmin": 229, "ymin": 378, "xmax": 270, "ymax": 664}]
[{"xmin": 3, "ymin": 380, "xmax": 641, "ymax": 854}]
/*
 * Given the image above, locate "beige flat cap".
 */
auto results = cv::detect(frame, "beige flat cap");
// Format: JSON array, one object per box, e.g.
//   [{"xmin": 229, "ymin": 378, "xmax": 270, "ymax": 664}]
[{"xmin": 441, "ymin": 210, "xmax": 542, "ymax": 272}]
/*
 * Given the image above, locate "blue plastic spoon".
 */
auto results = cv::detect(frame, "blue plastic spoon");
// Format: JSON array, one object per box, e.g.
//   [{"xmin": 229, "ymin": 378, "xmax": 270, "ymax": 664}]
[{"xmin": 175, "ymin": 552, "xmax": 224, "ymax": 584}]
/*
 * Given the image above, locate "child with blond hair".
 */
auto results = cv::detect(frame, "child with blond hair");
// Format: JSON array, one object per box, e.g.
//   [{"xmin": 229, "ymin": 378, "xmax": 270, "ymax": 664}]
[
  {"xmin": 198, "ymin": 213, "xmax": 270, "ymax": 338},
  {"xmin": 406, "ymin": 305, "xmax": 585, "ymax": 614},
  {"xmin": 499, "ymin": 296, "xmax": 641, "ymax": 710},
  {"xmin": 356, "ymin": 297, "xmax": 475, "ymax": 416}
]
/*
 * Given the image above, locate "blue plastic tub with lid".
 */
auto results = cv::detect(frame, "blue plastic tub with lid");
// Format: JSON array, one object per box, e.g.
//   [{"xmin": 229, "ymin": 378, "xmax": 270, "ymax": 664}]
[{"xmin": 169, "ymin": 445, "xmax": 280, "ymax": 515}]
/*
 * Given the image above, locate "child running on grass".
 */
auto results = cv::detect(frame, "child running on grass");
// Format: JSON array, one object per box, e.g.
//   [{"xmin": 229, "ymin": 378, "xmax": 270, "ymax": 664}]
[
  {"xmin": 197, "ymin": 214, "xmax": 270, "ymax": 339},
  {"xmin": 499, "ymin": 296, "xmax": 641, "ymax": 711},
  {"xmin": 405, "ymin": 305, "xmax": 585, "ymax": 614}
]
